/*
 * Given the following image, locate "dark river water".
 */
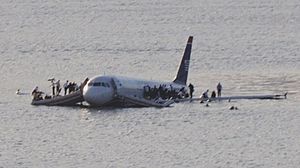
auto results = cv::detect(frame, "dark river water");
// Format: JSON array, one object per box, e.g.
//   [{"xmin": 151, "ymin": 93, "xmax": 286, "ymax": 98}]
[{"xmin": 0, "ymin": 0, "xmax": 299, "ymax": 167}]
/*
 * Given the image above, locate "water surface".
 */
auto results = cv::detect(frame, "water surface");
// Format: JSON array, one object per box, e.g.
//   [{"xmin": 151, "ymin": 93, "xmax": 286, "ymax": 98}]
[{"xmin": 0, "ymin": 0, "xmax": 299, "ymax": 167}]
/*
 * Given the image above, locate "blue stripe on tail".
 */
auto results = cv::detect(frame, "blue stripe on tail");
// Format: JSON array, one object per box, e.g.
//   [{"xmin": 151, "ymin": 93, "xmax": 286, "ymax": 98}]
[{"xmin": 173, "ymin": 36, "xmax": 193, "ymax": 85}]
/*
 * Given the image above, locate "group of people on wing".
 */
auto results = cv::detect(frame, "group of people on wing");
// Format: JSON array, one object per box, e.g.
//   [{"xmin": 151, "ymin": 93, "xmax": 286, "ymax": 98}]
[
  {"xmin": 142, "ymin": 82, "xmax": 223, "ymax": 101},
  {"xmin": 143, "ymin": 84, "xmax": 189, "ymax": 100},
  {"xmin": 32, "ymin": 78, "xmax": 80, "ymax": 101},
  {"xmin": 200, "ymin": 82, "xmax": 222, "ymax": 99},
  {"xmin": 49, "ymin": 78, "xmax": 79, "ymax": 96},
  {"xmin": 189, "ymin": 82, "xmax": 222, "ymax": 100}
]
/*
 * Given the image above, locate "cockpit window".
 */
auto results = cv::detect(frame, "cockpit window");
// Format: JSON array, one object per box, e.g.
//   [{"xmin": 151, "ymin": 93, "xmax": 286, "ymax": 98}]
[
  {"xmin": 88, "ymin": 82, "xmax": 110, "ymax": 87},
  {"xmin": 94, "ymin": 83, "xmax": 102, "ymax": 86}
]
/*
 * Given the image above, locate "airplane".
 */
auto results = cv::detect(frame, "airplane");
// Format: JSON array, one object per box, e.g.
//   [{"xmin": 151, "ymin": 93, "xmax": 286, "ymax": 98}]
[
  {"xmin": 82, "ymin": 36, "xmax": 194, "ymax": 107},
  {"xmin": 30, "ymin": 35, "xmax": 287, "ymax": 107}
]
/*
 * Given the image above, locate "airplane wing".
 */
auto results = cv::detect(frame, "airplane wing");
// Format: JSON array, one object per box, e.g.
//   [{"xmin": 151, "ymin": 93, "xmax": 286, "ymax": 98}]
[{"xmin": 116, "ymin": 94, "xmax": 174, "ymax": 108}]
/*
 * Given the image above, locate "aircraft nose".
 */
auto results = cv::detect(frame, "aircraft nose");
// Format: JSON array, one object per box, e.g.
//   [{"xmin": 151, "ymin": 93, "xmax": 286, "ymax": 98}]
[
  {"xmin": 82, "ymin": 85, "xmax": 98, "ymax": 104},
  {"xmin": 82, "ymin": 83, "xmax": 114, "ymax": 106}
]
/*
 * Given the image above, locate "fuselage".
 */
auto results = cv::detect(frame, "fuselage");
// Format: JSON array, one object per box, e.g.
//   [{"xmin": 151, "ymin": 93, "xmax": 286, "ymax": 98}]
[
  {"xmin": 83, "ymin": 36, "xmax": 193, "ymax": 107},
  {"xmin": 83, "ymin": 75, "xmax": 186, "ymax": 107}
]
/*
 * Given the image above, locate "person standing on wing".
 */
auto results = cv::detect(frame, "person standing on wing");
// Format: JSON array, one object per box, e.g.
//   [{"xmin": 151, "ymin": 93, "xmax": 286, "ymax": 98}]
[
  {"xmin": 49, "ymin": 79, "xmax": 56, "ymax": 96},
  {"xmin": 63, "ymin": 80, "xmax": 69, "ymax": 95},
  {"xmin": 56, "ymin": 80, "xmax": 61, "ymax": 95},
  {"xmin": 188, "ymin": 83, "xmax": 194, "ymax": 99},
  {"xmin": 217, "ymin": 82, "xmax": 222, "ymax": 97}
]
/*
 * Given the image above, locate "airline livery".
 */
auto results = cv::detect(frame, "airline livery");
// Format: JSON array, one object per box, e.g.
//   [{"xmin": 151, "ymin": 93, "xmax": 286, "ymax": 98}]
[
  {"xmin": 31, "ymin": 36, "xmax": 287, "ymax": 107},
  {"xmin": 82, "ymin": 36, "xmax": 193, "ymax": 107}
]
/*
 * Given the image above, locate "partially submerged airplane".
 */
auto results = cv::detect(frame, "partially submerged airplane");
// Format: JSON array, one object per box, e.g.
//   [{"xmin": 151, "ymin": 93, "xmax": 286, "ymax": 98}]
[
  {"xmin": 31, "ymin": 36, "xmax": 287, "ymax": 107},
  {"xmin": 82, "ymin": 36, "xmax": 194, "ymax": 107}
]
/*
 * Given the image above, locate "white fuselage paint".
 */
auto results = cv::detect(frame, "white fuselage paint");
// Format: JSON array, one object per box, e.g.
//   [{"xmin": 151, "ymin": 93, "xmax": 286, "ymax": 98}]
[
  {"xmin": 83, "ymin": 75, "xmax": 186, "ymax": 106},
  {"xmin": 83, "ymin": 36, "xmax": 193, "ymax": 107}
]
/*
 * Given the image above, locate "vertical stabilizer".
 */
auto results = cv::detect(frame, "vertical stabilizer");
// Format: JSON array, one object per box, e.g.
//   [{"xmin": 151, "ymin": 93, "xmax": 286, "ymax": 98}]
[{"xmin": 173, "ymin": 36, "xmax": 193, "ymax": 85}]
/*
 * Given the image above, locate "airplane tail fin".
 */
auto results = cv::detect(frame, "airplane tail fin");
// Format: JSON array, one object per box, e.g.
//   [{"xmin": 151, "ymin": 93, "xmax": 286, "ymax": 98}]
[{"xmin": 173, "ymin": 36, "xmax": 193, "ymax": 85}]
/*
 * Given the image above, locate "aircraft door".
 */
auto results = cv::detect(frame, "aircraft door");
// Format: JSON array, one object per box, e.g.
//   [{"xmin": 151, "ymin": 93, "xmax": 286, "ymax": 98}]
[{"xmin": 110, "ymin": 78, "xmax": 118, "ymax": 97}]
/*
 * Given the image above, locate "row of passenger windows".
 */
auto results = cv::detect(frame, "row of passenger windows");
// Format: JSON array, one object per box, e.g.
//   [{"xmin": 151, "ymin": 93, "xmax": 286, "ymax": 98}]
[{"xmin": 88, "ymin": 82, "xmax": 110, "ymax": 88}]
